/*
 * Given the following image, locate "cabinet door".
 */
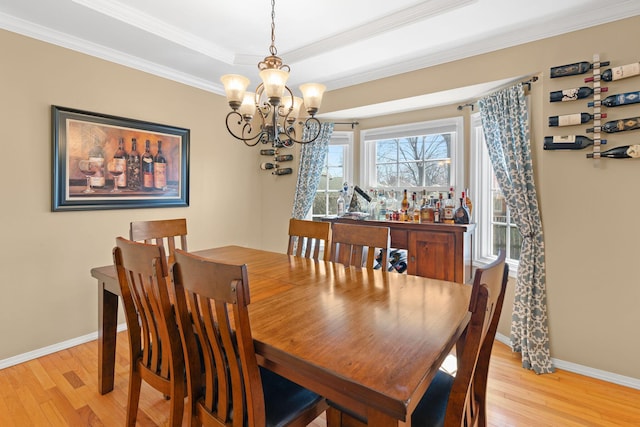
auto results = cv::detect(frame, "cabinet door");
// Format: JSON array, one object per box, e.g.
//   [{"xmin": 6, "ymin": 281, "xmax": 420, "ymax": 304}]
[{"xmin": 407, "ymin": 231, "xmax": 456, "ymax": 281}]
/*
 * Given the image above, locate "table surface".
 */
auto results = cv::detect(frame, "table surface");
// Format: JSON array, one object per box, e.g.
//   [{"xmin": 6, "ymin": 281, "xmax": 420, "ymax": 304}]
[{"xmin": 91, "ymin": 245, "xmax": 471, "ymax": 426}]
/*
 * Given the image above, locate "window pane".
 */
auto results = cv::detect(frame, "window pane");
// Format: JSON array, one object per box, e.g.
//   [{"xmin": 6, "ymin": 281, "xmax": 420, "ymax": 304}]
[
  {"xmin": 327, "ymin": 166, "xmax": 345, "ymax": 188},
  {"xmin": 398, "ymin": 137, "xmax": 423, "ymax": 161},
  {"xmin": 312, "ymin": 192, "xmax": 326, "ymax": 216},
  {"xmin": 376, "ymin": 140, "xmax": 397, "ymax": 162},
  {"xmin": 510, "ymin": 226, "xmax": 522, "ymax": 260},
  {"xmin": 377, "ymin": 164, "xmax": 397, "ymax": 187},
  {"xmin": 492, "ymin": 192, "xmax": 507, "ymax": 223},
  {"xmin": 492, "ymin": 224, "xmax": 507, "ymax": 257},
  {"xmin": 425, "ymin": 134, "xmax": 450, "ymax": 159},
  {"xmin": 398, "ymin": 162, "xmax": 421, "ymax": 187},
  {"xmin": 327, "ymin": 146, "xmax": 344, "ymax": 166},
  {"xmin": 423, "ymin": 159, "xmax": 450, "ymax": 187}
]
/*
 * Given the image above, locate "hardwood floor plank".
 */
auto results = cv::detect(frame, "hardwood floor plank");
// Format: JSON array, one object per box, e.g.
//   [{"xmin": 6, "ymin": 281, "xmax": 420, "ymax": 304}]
[{"xmin": 0, "ymin": 331, "xmax": 639, "ymax": 426}]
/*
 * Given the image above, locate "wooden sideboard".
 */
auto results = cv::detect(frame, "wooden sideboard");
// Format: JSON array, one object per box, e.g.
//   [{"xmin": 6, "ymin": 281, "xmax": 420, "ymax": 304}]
[{"xmin": 323, "ymin": 218, "xmax": 475, "ymax": 284}]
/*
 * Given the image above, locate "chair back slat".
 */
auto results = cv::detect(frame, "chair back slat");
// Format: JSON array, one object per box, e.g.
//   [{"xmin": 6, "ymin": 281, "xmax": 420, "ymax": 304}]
[
  {"xmin": 287, "ymin": 218, "xmax": 332, "ymax": 261},
  {"xmin": 329, "ymin": 222, "xmax": 390, "ymax": 268},
  {"xmin": 130, "ymin": 218, "xmax": 188, "ymax": 265}
]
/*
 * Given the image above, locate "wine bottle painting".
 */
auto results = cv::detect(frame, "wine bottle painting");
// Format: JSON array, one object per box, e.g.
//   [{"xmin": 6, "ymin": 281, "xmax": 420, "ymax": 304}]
[{"xmin": 52, "ymin": 106, "xmax": 189, "ymax": 211}]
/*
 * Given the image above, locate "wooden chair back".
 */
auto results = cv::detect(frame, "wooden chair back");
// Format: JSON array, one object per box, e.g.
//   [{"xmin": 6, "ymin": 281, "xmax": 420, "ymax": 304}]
[
  {"xmin": 171, "ymin": 249, "xmax": 327, "ymax": 427},
  {"xmin": 129, "ymin": 218, "xmax": 187, "ymax": 265},
  {"xmin": 443, "ymin": 251, "xmax": 508, "ymax": 427},
  {"xmin": 287, "ymin": 218, "xmax": 332, "ymax": 261},
  {"xmin": 329, "ymin": 222, "xmax": 390, "ymax": 268},
  {"xmin": 113, "ymin": 237, "xmax": 185, "ymax": 426}
]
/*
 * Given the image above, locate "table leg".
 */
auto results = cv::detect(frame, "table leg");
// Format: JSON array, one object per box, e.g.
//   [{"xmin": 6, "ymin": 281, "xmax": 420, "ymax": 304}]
[{"xmin": 98, "ymin": 283, "xmax": 119, "ymax": 394}]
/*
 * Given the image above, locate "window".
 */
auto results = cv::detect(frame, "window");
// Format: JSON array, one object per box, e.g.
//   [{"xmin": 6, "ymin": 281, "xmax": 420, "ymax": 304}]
[
  {"xmin": 311, "ymin": 131, "xmax": 353, "ymax": 219},
  {"xmin": 470, "ymin": 114, "xmax": 521, "ymax": 273},
  {"xmin": 361, "ymin": 118, "xmax": 463, "ymax": 193}
]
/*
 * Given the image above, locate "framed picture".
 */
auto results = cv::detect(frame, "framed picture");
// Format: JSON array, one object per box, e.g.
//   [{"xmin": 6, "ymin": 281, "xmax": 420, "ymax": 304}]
[{"xmin": 52, "ymin": 106, "xmax": 189, "ymax": 211}]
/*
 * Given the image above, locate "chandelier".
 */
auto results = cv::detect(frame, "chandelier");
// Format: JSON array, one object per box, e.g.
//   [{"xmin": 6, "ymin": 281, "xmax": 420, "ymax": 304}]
[{"xmin": 220, "ymin": 0, "xmax": 326, "ymax": 147}]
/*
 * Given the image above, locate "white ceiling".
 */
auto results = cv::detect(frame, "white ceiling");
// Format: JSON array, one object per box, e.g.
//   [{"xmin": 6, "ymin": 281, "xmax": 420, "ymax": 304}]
[{"xmin": 2, "ymin": 0, "xmax": 639, "ymax": 118}]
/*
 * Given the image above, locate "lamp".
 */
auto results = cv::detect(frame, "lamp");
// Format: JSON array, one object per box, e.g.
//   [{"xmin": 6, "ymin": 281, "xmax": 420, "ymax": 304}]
[{"xmin": 221, "ymin": 0, "xmax": 326, "ymax": 147}]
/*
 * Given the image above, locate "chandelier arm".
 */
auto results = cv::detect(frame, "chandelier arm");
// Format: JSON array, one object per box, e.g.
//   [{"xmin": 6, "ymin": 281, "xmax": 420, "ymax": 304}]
[
  {"xmin": 281, "ymin": 117, "xmax": 322, "ymax": 144},
  {"xmin": 224, "ymin": 111, "xmax": 266, "ymax": 147}
]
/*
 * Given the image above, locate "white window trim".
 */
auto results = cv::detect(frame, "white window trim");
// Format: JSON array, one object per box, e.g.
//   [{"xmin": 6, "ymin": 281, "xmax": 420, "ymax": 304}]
[
  {"xmin": 359, "ymin": 117, "xmax": 464, "ymax": 191},
  {"xmin": 470, "ymin": 113, "xmax": 519, "ymax": 277}
]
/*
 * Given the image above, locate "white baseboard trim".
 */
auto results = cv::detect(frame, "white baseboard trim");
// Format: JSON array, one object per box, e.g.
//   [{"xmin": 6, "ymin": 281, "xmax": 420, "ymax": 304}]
[
  {"xmin": 495, "ymin": 333, "xmax": 640, "ymax": 390},
  {"xmin": 0, "ymin": 323, "xmax": 128, "ymax": 370}
]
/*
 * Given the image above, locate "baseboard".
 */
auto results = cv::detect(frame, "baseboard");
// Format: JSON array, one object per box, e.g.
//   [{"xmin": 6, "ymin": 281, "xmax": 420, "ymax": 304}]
[
  {"xmin": 495, "ymin": 333, "xmax": 640, "ymax": 390},
  {"xmin": 0, "ymin": 323, "xmax": 128, "ymax": 370}
]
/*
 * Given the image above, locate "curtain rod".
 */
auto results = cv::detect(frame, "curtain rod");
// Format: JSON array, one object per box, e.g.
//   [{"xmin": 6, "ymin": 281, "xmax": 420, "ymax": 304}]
[
  {"xmin": 333, "ymin": 121, "xmax": 359, "ymax": 129},
  {"xmin": 456, "ymin": 75, "xmax": 539, "ymax": 111}
]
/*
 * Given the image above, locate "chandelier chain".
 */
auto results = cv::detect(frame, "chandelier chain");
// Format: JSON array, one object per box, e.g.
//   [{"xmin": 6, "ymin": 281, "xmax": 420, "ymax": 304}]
[{"xmin": 269, "ymin": 0, "xmax": 277, "ymax": 56}]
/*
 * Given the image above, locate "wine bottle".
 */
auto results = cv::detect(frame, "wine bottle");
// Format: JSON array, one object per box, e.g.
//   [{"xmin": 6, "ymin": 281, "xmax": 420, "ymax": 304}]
[
  {"xmin": 260, "ymin": 148, "xmax": 278, "ymax": 156},
  {"xmin": 153, "ymin": 140, "xmax": 167, "ymax": 190},
  {"xmin": 126, "ymin": 138, "xmax": 141, "ymax": 190},
  {"xmin": 141, "ymin": 139, "xmax": 154, "ymax": 191},
  {"xmin": 586, "ymin": 117, "xmax": 640, "ymax": 134},
  {"xmin": 586, "ymin": 145, "xmax": 640, "ymax": 159},
  {"xmin": 274, "ymin": 154, "xmax": 294, "ymax": 162},
  {"xmin": 400, "ymin": 189, "xmax": 409, "ymax": 215},
  {"xmin": 272, "ymin": 167, "xmax": 292, "ymax": 175},
  {"xmin": 548, "ymin": 112, "xmax": 607, "ymax": 127},
  {"xmin": 549, "ymin": 86, "xmax": 607, "ymax": 102},
  {"xmin": 550, "ymin": 61, "xmax": 610, "ymax": 78},
  {"xmin": 454, "ymin": 197, "xmax": 470, "ymax": 224},
  {"xmin": 584, "ymin": 62, "xmax": 640, "ymax": 82},
  {"xmin": 260, "ymin": 162, "xmax": 277, "ymax": 170},
  {"xmin": 588, "ymin": 91, "xmax": 640, "ymax": 108},
  {"xmin": 113, "ymin": 137, "xmax": 127, "ymax": 188},
  {"xmin": 543, "ymin": 135, "xmax": 607, "ymax": 150},
  {"xmin": 88, "ymin": 136, "xmax": 105, "ymax": 188}
]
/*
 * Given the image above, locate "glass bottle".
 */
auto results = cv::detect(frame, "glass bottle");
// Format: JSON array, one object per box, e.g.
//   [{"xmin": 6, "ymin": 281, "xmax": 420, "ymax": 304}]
[
  {"xmin": 377, "ymin": 189, "xmax": 387, "ymax": 221},
  {"xmin": 588, "ymin": 91, "xmax": 640, "ymax": 108},
  {"xmin": 550, "ymin": 60, "xmax": 609, "ymax": 78},
  {"xmin": 420, "ymin": 193, "xmax": 433, "ymax": 223},
  {"xmin": 543, "ymin": 135, "xmax": 607, "ymax": 150},
  {"xmin": 272, "ymin": 167, "xmax": 292, "ymax": 176},
  {"xmin": 586, "ymin": 145, "xmax": 640, "ymax": 159},
  {"xmin": 153, "ymin": 140, "xmax": 167, "ymax": 190},
  {"xmin": 454, "ymin": 196, "xmax": 471, "ymax": 224},
  {"xmin": 586, "ymin": 117, "xmax": 640, "ymax": 134},
  {"xmin": 260, "ymin": 162, "xmax": 277, "ymax": 170},
  {"xmin": 127, "ymin": 138, "xmax": 141, "ymax": 191},
  {"xmin": 141, "ymin": 139, "xmax": 154, "ymax": 191},
  {"xmin": 88, "ymin": 136, "xmax": 105, "ymax": 188},
  {"xmin": 412, "ymin": 192, "xmax": 420, "ymax": 223},
  {"xmin": 401, "ymin": 189, "xmax": 409, "ymax": 220},
  {"xmin": 113, "ymin": 137, "xmax": 127, "ymax": 188},
  {"xmin": 548, "ymin": 112, "xmax": 606, "ymax": 127},
  {"xmin": 584, "ymin": 62, "xmax": 640, "ymax": 82},
  {"xmin": 549, "ymin": 86, "xmax": 607, "ymax": 102},
  {"xmin": 337, "ymin": 190, "xmax": 345, "ymax": 216},
  {"xmin": 434, "ymin": 201, "xmax": 441, "ymax": 223},
  {"xmin": 443, "ymin": 188, "xmax": 456, "ymax": 223}
]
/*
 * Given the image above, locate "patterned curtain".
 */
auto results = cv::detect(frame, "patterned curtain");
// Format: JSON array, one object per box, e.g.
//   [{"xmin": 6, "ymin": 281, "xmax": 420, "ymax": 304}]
[
  {"xmin": 478, "ymin": 83, "xmax": 554, "ymax": 374},
  {"xmin": 291, "ymin": 122, "xmax": 334, "ymax": 219}
]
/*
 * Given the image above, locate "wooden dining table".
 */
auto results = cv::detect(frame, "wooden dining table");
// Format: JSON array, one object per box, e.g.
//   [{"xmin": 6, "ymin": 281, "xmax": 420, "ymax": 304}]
[{"xmin": 91, "ymin": 245, "xmax": 471, "ymax": 427}]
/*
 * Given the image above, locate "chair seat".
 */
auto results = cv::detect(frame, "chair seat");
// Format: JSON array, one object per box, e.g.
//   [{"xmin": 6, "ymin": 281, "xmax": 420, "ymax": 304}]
[
  {"xmin": 328, "ymin": 369, "xmax": 453, "ymax": 427},
  {"xmin": 261, "ymin": 367, "xmax": 325, "ymax": 427}
]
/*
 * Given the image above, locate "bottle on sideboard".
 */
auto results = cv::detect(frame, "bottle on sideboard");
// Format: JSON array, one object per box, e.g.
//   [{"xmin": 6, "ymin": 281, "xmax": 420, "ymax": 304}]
[
  {"xmin": 464, "ymin": 188, "xmax": 473, "ymax": 218},
  {"xmin": 550, "ymin": 86, "xmax": 607, "ymax": 102},
  {"xmin": 586, "ymin": 145, "xmax": 640, "ymax": 159},
  {"xmin": 543, "ymin": 135, "xmax": 607, "ymax": 150},
  {"xmin": 272, "ymin": 167, "xmax": 292, "ymax": 176},
  {"xmin": 113, "ymin": 137, "xmax": 127, "ymax": 188},
  {"xmin": 584, "ymin": 62, "xmax": 640, "ymax": 82},
  {"xmin": 443, "ymin": 188, "xmax": 455, "ymax": 224},
  {"xmin": 550, "ymin": 61, "xmax": 610, "ymax": 78},
  {"xmin": 588, "ymin": 91, "xmax": 640, "ymax": 108},
  {"xmin": 153, "ymin": 140, "xmax": 167, "ymax": 190},
  {"xmin": 586, "ymin": 117, "xmax": 640, "ymax": 134},
  {"xmin": 548, "ymin": 112, "xmax": 607, "ymax": 127},
  {"xmin": 400, "ymin": 189, "xmax": 409, "ymax": 219},
  {"xmin": 337, "ymin": 190, "xmax": 345, "ymax": 216},
  {"xmin": 454, "ymin": 197, "xmax": 470, "ymax": 224},
  {"xmin": 127, "ymin": 138, "xmax": 141, "ymax": 190},
  {"xmin": 141, "ymin": 139, "xmax": 154, "ymax": 191}
]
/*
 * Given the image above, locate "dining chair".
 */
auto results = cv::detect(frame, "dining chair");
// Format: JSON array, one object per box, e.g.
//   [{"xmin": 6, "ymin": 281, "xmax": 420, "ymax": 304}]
[
  {"xmin": 129, "ymin": 218, "xmax": 187, "ymax": 265},
  {"xmin": 287, "ymin": 218, "xmax": 332, "ymax": 261},
  {"xmin": 171, "ymin": 248, "xmax": 328, "ymax": 427},
  {"xmin": 327, "ymin": 251, "xmax": 508, "ymax": 427},
  {"xmin": 113, "ymin": 237, "xmax": 186, "ymax": 427},
  {"xmin": 329, "ymin": 222, "xmax": 390, "ymax": 268}
]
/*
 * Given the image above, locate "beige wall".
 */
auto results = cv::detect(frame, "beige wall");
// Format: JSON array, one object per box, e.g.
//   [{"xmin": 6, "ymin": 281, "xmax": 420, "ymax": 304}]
[{"xmin": 2, "ymin": 15, "xmax": 639, "ymax": 381}]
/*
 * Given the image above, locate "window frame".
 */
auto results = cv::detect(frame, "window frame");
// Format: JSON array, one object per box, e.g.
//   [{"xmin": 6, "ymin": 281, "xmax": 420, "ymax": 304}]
[
  {"xmin": 360, "ymin": 117, "xmax": 464, "ymax": 193},
  {"xmin": 309, "ymin": 130, "xmax": 354, "ymax": 219},
  {"xmin": 470, "ymin": 113, "xmax": 519, "ymax": 275}
]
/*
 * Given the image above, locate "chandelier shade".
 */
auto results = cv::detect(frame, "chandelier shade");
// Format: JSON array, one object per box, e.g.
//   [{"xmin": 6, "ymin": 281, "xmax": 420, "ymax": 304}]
[{"xmin": 220, "ymin": 0, "xmax": 326, "ymax": 147}]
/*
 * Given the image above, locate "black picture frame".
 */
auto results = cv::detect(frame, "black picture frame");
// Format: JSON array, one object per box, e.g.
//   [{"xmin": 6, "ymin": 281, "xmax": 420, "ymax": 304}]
[{"xmin": 52, "ymin": 105, "xmax": 189, "ymax": 211}]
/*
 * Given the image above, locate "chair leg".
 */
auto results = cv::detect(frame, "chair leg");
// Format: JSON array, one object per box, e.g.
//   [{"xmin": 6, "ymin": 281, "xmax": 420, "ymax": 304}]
[
  {"xmin": 167, "ymin": 380, "xmax": 185, "ymax": 427},
  {"xmin": 326, "ymin": 406, "xmax": 343, "ymax": 427},
  {"xmin": 126, "ymin": 363, "xmax": 143, "ymax": 427}
]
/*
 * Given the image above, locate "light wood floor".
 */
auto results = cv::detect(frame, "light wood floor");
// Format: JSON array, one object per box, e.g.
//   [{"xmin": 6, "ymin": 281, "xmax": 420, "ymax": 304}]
[{"xmin": 1, "ymin": 332, "xmax": 639, "ymax": 426}]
